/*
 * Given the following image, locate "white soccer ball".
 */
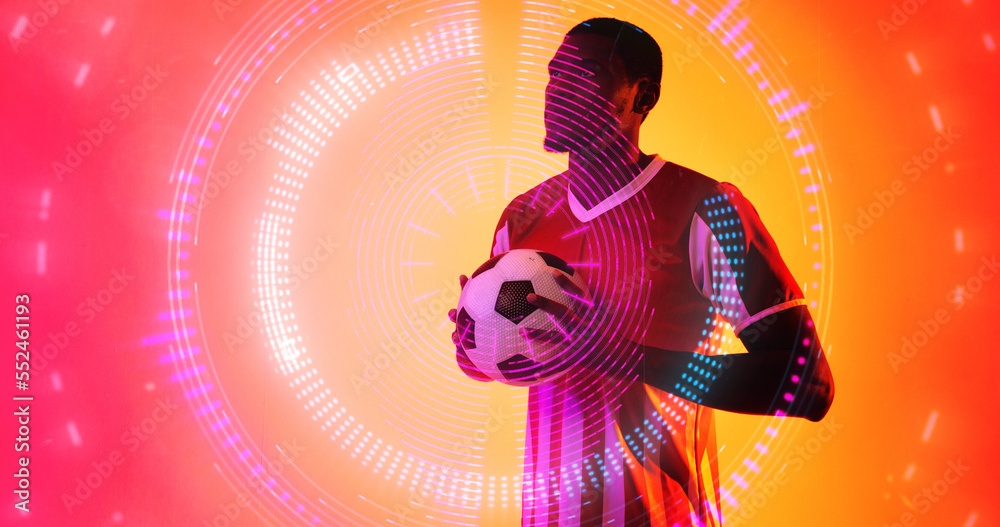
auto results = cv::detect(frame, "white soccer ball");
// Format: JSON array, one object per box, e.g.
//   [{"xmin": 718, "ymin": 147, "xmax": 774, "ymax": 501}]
[{"xmin": 455, "ymin": 249, "xmax": 591, "ymax": 386}]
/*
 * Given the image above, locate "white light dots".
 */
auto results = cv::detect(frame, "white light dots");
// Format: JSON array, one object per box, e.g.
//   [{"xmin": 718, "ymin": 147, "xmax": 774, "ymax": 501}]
[
  {"xmin": 928, "ymin": 104, "xmax": 943, "ymax": 132},
  {"xmin": 906, "ymin": 52, "xmax": 921, "ymax": 75},
  {"xmin": 10, "ymin": 16, "xmax": 28, "ymax": 40},
  {"xmin": 100, "ymin": 17, "xmax": 116, "ymax": 37},
  {"xmin": 921, "ymin": 411, "xmax": 938, "ymax": 442},
  {"xmin": 74, "ymin": 63, "xmax": 91, "ymax": 87},
  {"xmin": 67, "ymin": 421, "xmax": 82, "ymax": 446}
]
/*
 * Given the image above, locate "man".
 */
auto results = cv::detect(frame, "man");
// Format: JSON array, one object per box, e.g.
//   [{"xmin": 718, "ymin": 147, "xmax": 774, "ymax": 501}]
[{"xmin": 448, "ymin": 18, "xmax": 834, "ymax": 526}]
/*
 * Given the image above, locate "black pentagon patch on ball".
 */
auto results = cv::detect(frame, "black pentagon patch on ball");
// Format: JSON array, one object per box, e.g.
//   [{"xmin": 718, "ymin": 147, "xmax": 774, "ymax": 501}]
[
  {"xmin": 456, "ymin": 308, "xmax": 476, "ymax": 350},
  {"xmin": 470, "ymin": 253, "xmax": 505, "ymax": 279},
  {"xmin": 539, "ymin": 252, "xmax": 575, "ymax": 277},
  {"xmin": 497, "ymin": 354, "xmax": 543, "ymax": 383},
  {"xmin": 494, "ymin": 280, "xmax": 536, "ymax": 324}
]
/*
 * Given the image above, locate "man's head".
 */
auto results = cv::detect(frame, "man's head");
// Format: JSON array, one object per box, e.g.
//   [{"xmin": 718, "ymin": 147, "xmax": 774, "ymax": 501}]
[{"xmin": 543, "ymin": 18, "xmax": 662, "ymax": 155}]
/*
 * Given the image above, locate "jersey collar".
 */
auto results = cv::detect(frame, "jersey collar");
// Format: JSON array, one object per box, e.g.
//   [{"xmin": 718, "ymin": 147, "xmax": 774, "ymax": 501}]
[{"xmin": 567, "ymin": 154, "xmax": 666, "ymax": 223}]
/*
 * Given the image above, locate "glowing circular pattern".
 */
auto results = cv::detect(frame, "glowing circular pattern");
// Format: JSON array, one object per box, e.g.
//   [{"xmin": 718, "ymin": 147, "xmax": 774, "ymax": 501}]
[{"xmin": 164, "ymin": 0, "xmax": 832, "ymax": 524}]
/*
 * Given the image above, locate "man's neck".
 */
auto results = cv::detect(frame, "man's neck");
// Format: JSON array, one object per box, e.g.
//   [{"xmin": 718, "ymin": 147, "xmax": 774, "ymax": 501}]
[{"xmin": 567, "ymin": 146, "xmax": 654, "ymax": 209}]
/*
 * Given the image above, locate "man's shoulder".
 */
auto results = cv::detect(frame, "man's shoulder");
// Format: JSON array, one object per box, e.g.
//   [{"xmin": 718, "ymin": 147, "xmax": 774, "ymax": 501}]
[
  {"xmin": 647, "ymin": 160, "xmax": 734, "ymax": 211},
  {"xmin": 501, "ymin": 172, "xmax": 570, "ymax": 218},
  {"xmin": 653, "ymin": 160, "xmax": 721, "ymax": 190}
]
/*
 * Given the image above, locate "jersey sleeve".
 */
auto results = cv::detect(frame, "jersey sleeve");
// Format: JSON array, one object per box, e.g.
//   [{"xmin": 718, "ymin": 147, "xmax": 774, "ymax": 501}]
[
  {"xmin": 688, "ymin": 182, "xmax": 806, "ymax": 337},
  {"xmin": 490, "ymin": 194, "xmax": 525, "ymax": 258},
  {"xmin": 490, "ymin": 204, "xmax": 513, "ymax": 257}
]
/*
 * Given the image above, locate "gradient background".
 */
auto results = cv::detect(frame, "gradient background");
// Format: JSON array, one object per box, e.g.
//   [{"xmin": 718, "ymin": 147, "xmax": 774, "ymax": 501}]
[{"xmin": 2, "ymin": 0, "xmax": 998, "ymax": 526}]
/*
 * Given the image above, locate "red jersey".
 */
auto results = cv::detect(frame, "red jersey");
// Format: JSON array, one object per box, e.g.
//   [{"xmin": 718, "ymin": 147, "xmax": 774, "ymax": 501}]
[{"xmin": 475, "ymin": 155, "xmax": 806, "ymax": 526}]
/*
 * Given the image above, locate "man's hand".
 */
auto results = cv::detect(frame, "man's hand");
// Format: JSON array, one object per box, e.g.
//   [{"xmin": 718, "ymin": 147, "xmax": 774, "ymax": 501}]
[
  {"xmin": 448, "ymin": 275, "xmax": 492, "ymax": 382},
  {"xmin": 521, "ymin": 268, "xmax": 613, "ymax": 375},
  {"xmin": 525, "ymin": 269, "xmax": 646, "ymax": 380},
  {"xmin": 447, "ymin": 274, "xmax": 470, "ymax": 345},
  {"xmin": 521, "ymin": 268, "xmax": 592, "ymax": 344}
]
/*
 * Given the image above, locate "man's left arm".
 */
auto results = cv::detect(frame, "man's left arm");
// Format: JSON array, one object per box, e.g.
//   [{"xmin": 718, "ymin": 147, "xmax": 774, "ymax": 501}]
[
  {"xmin": 641, "ymin": 183, "xmax": 834, "ymax": 421},
  {"xmin": 642, "ymin": 305, "xmax": 834, "ymax": 421}
]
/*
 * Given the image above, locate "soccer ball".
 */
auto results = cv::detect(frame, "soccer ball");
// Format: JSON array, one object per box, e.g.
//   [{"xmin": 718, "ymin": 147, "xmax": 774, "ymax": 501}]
[{"xmin": 455, "ymin": 249, "xmax": 591, "ymax": 387}]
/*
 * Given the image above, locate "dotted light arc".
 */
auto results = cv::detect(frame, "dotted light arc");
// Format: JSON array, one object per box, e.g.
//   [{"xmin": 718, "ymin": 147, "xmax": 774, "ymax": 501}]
[
  {"xmin": 163, "ymin": 3, "xmax": 493, "ymax": 526},
  {"xmin": 249, "ymin": 7, "xmax": 529, "ymax": 524},
  {"xmin": 163, "ymin": 0, "xmax": 834, "ymax": 524}
]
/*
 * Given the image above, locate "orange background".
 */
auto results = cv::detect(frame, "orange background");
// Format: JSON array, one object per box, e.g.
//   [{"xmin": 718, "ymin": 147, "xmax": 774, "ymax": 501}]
[{"xmin": 2, "ymin": 0, "xmax": 997, "ymax": 526}]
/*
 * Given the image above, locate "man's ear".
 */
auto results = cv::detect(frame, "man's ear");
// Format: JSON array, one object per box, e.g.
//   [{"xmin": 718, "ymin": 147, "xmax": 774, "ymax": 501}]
[{"xmin": 633, "ymin": 80, "xmax": 660, "ymax": 116}]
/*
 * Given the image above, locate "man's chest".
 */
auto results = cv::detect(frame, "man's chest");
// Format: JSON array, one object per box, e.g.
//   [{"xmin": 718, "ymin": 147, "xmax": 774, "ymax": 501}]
[{"xmin": 508, "ymin": 190, "xmax": 697, "ymax": 325}]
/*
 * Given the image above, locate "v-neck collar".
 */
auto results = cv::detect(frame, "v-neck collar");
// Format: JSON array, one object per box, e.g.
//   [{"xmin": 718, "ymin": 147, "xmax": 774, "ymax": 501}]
[{"xmin": 567, "ymin": 154, "xmax": 666, "ymax": 223}]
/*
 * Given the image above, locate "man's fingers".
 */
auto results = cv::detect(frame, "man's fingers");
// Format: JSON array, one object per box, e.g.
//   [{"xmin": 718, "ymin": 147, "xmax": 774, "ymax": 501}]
[
  {"xmin": 553, "ymin": 271, "xmax": 584, "ymax": 297},
  {"xmin": 527, "ymin": 293, "xmax": 570, "ymax": 319},
  {"xmin": 459, "ymin": 274, "xmax": 469, "ymax": 289},
  {"xmin": 561, "ymin": 289, "xmax": 593, "ymax": 312},
  {"xmin": 543, "ymin": 269, "xmax": 592, "ymax": 315},
  {"xmin": 448, "ymin": 308, "xmax": 457, "ymax": 323},
  {"xmin": 527, "ymin": 293, "xmax": 586, "ymax": 347},
  {"xmin": 522, "ymin": 327, "xmax": 566, "ymax": 344}
]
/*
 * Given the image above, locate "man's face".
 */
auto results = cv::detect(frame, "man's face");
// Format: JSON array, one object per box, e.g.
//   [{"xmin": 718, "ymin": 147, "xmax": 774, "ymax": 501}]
[{"xmin": 543, "ymin": 33, "xmax": 642, "ymax": 154}]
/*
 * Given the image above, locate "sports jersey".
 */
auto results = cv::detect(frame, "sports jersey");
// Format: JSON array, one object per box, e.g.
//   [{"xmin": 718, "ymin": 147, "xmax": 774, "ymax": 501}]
[{"xmin": 467, "ymin": 154, "xmax": 806, "ymax": 526}]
